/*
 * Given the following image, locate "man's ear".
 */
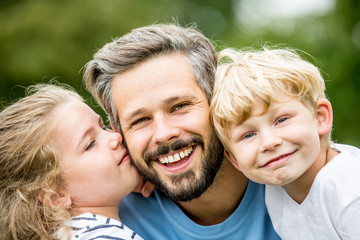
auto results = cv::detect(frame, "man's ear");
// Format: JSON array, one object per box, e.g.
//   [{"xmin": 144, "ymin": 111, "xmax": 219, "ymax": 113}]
[
  {"xmin": 38, "ymin": 189, "xmax": 72, "ymax": 207},
  {"xmin": 315, "ymin": 98, "xmax": 333, "ymax": 136},
  {"xmin": 224, "ymin": 149, "xmax": 242, "ymax": 172}
]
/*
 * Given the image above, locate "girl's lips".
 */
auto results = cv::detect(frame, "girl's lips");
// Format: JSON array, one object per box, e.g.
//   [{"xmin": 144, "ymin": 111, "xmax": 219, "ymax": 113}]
[
  {"xmin": 263, "ymin": 150, "xmax": 297, "ymax": 168},
  {"xmin": 119, "ymin": 153, "xmax": 130, "ymax": 165}
]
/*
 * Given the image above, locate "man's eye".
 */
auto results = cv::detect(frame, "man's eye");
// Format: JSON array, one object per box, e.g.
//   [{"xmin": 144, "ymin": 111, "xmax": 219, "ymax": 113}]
[
  {"xmin": 85, "ymin": 140, "xmax": 96, "ymax": 151},
  {"xmin": 132, "ymin": 117, "xmax": 149, "ymax": 126},
  {"xmin": 172, "ymin": 103, "xmax": 189, "ymax": 112}
]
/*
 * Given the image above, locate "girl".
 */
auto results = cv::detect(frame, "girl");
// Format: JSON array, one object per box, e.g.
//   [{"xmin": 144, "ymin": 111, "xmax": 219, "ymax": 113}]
[{"xmin": 0, "ymin": 83, "xmax": 143, "ymax": 240}]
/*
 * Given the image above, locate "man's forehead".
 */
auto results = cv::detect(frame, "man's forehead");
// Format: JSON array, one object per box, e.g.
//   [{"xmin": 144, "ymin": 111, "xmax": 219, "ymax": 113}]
[
  {"xmin": 112, "ymin": 79, "xmax": 202, "ymax": 111},
  {"xmin": 110, "ymin": 53, "xmax": 205, "ymax": 117}
]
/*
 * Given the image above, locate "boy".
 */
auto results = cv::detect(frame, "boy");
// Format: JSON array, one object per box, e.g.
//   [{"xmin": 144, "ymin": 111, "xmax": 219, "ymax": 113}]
[{"xmin": 210, "ymin": 47, "xmax": 360, "ymax": 239}]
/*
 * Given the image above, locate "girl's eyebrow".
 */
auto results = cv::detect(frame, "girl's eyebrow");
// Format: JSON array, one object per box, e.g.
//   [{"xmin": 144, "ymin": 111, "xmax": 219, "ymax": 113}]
[
  {"xmin": 76, "ymin": 115, "xmax": 101, "ymax": 150},
  {"xmin": 77, "ymin": 127, "xmax": 92, "ymax": 150}
]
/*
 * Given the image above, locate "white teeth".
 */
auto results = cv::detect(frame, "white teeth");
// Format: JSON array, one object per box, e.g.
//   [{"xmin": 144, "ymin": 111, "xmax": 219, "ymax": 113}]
[
  {"xmin": 184, "ymin": 147, "xmax": 192, "ymax": 157},
  {"xmin": 158, "ymin": 146, "xmax": 193, "ymax": 165},
  {"xmin": 159, "ymin": 157, "xmax": 165, "ymax": 164}
]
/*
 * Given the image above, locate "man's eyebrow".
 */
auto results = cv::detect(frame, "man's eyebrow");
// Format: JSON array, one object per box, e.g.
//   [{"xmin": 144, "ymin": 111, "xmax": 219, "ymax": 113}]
[
  {"xmin": 164, "ymin": 94, "xmax": 196, "ymax": 104},
  {"xmin": 124, "ymin": 94, "xmax": 196, "ymax": 123},
  {"xmin": 124, "ymin": 108, "xmax": 146, "ymax": 123}
]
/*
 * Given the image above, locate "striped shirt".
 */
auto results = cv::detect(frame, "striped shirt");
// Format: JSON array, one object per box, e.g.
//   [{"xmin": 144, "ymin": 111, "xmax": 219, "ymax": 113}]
[{"xmin": 66, "ymin": 212, "xmax": 143, "ymax": 240}]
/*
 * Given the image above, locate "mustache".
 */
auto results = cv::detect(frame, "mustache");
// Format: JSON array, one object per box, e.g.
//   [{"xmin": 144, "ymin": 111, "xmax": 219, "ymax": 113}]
[{"xmin": 143, "ymin": 136, "xmax": 204, "ymax": 165}]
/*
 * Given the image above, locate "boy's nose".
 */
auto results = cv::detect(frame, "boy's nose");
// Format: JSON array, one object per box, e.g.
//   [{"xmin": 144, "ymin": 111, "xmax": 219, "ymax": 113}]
[{"xmin": 259, "ymin": 132, "xmax": 282, "ymax": 152}]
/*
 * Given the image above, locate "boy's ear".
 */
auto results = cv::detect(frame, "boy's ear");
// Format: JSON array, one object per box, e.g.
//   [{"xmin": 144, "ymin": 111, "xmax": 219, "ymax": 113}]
[
  {"xmin": 315, "ymin": 98, "xmax": 333, "ymax": 136},
  {"xmin": 224, "ymin": 149, "xmax": 242, "ymax": 172},
  {"xmin": 38, "ymin": 189, "xmax": 72, "ymax": 207}
]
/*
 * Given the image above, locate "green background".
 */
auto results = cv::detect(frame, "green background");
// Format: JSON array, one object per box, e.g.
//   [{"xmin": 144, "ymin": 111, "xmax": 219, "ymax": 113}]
[{"xmin": 1, "ymin": 0, "xmax": 359, "ymax": 147}]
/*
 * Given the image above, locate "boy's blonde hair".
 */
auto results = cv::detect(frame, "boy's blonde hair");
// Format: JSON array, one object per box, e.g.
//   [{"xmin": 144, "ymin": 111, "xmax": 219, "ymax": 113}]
[
  {"xmin": 0, "ymin": 83, "xmax": 83, "ymax": 239},
  {"xmin": 210, "ymin": 47, "xmax": 331, "ymax": 152}
]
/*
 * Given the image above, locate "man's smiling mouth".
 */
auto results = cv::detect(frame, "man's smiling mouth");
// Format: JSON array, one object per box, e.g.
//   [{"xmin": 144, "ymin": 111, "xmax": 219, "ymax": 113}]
[{"xmin": 157, "ymin": 146, "xmax": 193, "ymax": 167}]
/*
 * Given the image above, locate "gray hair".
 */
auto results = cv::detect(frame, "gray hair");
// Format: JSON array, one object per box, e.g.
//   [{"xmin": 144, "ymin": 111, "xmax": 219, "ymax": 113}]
[{"xmin": 83, "ymin": 23, "xmax": 217, "ymax": 129}]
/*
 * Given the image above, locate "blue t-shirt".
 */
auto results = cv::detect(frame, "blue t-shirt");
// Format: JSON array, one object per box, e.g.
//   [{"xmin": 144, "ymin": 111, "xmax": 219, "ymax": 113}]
[{"xmin": 119, "ymin": 180, "xmax": 280, "ymax": 240}]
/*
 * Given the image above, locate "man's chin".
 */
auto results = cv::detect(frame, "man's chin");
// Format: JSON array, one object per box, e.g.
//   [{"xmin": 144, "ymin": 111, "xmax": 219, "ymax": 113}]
[
  {"xmin": 155, "ymin": 171, "xmax": 208, "ymax": 202},
  {"xmin": 138, "ymin": 169, "xmax": 206, "ymax": 202},
  {"xmin": 132, "ymin": 130, "xmax": 224, "ymax": 202}
]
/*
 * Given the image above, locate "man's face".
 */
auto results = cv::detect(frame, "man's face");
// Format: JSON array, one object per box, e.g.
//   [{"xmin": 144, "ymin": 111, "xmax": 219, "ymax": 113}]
[{"xmin": 112, "ymin": 53, "xmax": 223, "ymax": 201}]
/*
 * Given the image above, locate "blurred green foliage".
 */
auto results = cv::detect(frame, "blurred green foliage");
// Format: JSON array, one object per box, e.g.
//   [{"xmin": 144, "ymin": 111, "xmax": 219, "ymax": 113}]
[{"xmin": 0, "ymin": 0, "xmax": 359, "ymax": 147}]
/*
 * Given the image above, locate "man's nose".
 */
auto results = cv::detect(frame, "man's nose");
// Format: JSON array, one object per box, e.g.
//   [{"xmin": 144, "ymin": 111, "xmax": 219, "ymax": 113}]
[{"xmin": 152, "ymin": 115, "xmax": 181, "ymax": 145}]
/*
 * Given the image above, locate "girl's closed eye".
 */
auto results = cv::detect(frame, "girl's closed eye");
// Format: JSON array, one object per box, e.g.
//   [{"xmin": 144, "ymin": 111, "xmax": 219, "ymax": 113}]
[{"xmin": 85, "ymin": 139, "xmax": 96, "ymax": 151}]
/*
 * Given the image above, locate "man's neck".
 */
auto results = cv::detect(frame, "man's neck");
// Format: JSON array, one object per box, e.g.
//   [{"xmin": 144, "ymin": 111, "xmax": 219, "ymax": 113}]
[{"xmin": 177, "ymin": 159, "xmax": 248, "ymax": 226}]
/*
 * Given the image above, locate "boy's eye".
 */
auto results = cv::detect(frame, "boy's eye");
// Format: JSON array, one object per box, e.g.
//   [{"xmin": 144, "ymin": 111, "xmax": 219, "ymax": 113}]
[
  {"xmin": 275, "ymin": 117, "xmax": 288, "ymax": 125},
  {"xmin": 85, "ymin": 140, "xmax": 96, "ymax": 151},
  {"xmin": 242, "ymin": 132, "xmax": 256, "ymax": 140}
]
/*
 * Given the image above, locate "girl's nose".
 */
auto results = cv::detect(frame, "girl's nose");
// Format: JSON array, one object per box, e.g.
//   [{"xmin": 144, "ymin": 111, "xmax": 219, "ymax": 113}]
[{"xmin": 109, "ymin": 131, "xmax": 123, "ymax": 150}]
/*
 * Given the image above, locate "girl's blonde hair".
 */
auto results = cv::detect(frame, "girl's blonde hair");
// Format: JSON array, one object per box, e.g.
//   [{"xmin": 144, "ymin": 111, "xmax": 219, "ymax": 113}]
[
  {"xmin": 0, "ymin": 83, "xmax": 83, "ymax": 239},
  {"xmin": 210, "ymin": 47, "xmax": 331, "ymax": 152}
]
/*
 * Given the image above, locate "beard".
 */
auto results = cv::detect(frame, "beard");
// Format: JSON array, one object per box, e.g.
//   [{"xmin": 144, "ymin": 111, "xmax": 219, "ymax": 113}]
[{"xmin": 127, "ymin": 129, "xmax": 224, "ymax": 202}]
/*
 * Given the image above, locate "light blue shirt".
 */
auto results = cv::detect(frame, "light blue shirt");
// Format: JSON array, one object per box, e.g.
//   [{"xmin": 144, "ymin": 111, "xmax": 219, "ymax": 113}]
[{"xmin": 119, "ymin": 180, "xmax": 280, "ymax": 240}]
